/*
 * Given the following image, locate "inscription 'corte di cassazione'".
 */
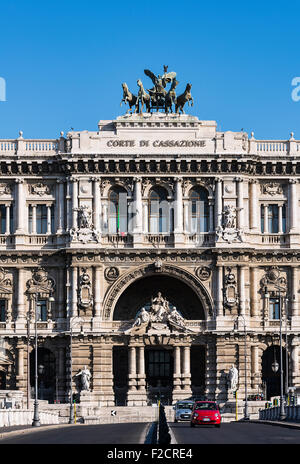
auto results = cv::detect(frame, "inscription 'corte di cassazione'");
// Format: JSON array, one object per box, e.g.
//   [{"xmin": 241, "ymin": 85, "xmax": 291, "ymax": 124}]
[{"xmin": 106, "ymin": 139, "xmax": 206, "ymax": 148}]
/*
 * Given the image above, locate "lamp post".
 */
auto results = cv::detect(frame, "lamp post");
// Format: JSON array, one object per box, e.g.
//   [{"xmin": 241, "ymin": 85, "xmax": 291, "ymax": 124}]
[
  {"xmin": 285, "ymin": 297, "xmax": 289, "ymax": 396},
  {"xmin": 233, "ymin": 315, "xmax": 249, "ymax": 420},
  {"xmin": 32, "ymin": 294, "xmax": 54, "ymax": 427},
  {"xmin": 68, "ymin": 317, "xmax": 83, "ymax": 424},
  {"xmin": 274, "ymin": 285, "xmax": 286, "ymax": 420}
]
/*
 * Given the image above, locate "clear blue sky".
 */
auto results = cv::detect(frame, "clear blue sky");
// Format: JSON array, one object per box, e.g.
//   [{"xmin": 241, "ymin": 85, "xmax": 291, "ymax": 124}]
[{"xmin": 0, "ymin": 0, "xmax": 299, "ymax": 140}]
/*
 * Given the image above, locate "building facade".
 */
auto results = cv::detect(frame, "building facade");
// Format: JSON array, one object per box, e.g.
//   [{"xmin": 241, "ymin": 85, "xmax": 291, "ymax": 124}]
[{"xmin": 0, "ymin": 113, "xmax": 300, "ymax": 406}]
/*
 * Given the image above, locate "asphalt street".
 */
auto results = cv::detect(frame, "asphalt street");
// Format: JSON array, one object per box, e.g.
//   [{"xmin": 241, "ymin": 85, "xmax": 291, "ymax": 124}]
[
  {"xmin": 170, "ymin": 421, "xmax": 300, "ymax": 444},
  {"xmin": 0, "ymin": 423, "xmax": 150, "ymax": 444}
]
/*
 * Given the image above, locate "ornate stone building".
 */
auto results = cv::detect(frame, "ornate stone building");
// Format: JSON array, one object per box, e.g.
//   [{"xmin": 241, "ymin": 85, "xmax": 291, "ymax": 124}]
[{"xmin": 0, "ymin": 113, "xmax": 300, "ymax": 406}]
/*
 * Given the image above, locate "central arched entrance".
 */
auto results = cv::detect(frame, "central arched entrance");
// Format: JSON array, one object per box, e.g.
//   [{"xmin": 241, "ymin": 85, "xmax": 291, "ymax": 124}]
[
  {"xmin": 113, "ymin": 274, "xmax": 206, "ymax": 320},
  {"xmin": 112, "ymin": 273, "xmax": 208, "ymax": 405}
]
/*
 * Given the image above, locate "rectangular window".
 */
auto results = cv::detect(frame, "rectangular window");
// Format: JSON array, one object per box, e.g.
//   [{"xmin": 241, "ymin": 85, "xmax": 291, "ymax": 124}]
[
  {"xmin": 28, "ymin": 205, "xmax": 54, "ymax": 234},
  {"xmin": 36, "ymin": 300, "xmax": 47, "ymax": 321},
  {"xmin": 36, "ymin": 205, "xmax": 47, "ymax": 234},
  {"xmin": 0, "ymin": 206, "xmax": 6, "ymax": 234},
  {"xmin": 268, "ymin": 205, "xmax": 279, "ymax": 233},
  {"xmin": 261, "ymin": 205, "xmax": 264, "ymax": 233},
  {"xmin": 0, "ymin": 299, "xmax": 6, "ymax": 322},
  {"xmin": 269, "ymin": 298, "xmax": 280, "ymax": 320},
  {"xmin": 282, "ymin": 204, "xmax": 286, "ymax": 233}
]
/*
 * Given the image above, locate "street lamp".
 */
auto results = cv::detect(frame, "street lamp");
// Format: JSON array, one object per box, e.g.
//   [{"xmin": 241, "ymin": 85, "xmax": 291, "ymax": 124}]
[
  {"xmin": 68, "ymin": 317, "xmax": 83, "ymax": 424},
  {"xmin": 32, "ymin": 294, "xmax": 54, "ymax": 427},
  {"xmin": 233, "ymin": 315, "xmax": 249, "ymax": 420},
  {"xmin": 274, "ymin": 285, "xmax": 286, "ymax": 421}
]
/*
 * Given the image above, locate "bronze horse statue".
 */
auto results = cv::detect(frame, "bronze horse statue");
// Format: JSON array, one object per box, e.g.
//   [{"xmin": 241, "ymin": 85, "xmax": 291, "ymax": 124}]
[
  {"xmin": 165, "ymin": 78, "xmax": 179, "ymax": 113},
  {"xmin": 175, "ymin": 83, "xmax": 194, "ymax": 114},
  {"xmin": 135, "ymin": 79, "xmax": 151, "ymax": 113},
  {"xmin": 120, "ymin": 83, "xmax": 138, "ymax": 114}
]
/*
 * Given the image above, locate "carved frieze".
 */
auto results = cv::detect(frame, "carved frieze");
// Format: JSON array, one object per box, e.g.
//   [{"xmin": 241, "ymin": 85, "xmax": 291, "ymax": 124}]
[
  {"xmin": 28, "ymin": 183, "xmax": 53, "ymax": 196},
  {"xmin": 261, "ymin": 182, "xmax": 283, "ymax": 196},
  {"xmin": 26, "ymin": 268, "xmax": 55, "ymax": 298},
  {"xmin": 0, "ymin": 184, "xmax": 12, "ymax": 195}
]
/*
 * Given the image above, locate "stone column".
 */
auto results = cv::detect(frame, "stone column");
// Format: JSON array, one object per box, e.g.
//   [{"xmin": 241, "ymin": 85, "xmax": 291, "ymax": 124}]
[
  {"xmin": 249, "ymin": 180, "xmax": 259, "ymax": 232},
  {"xmin": 209, "ymin": 200, "xmax": 214, "ymax": 233},
  {"xmin": 133, "ymin": 178, "xmax": 142, "ymax": 245},
  {"xmin": 71, "ymin": 267, "xmax": 78, "ymax": 318},
  {"xmin": 127, "ymin": 345, "xmax": 138, "ymax": 405},
  {"xmin": 278, "ymin": 204, "xmax": 283, "ymax": 234},
  {"xmin": 291, "ymin": 339, "xmax": 299, "ymax": 386},
  {"xmin": 15, "ymin": 178, "xmax": 26, "ymax": 234},
  {"xmin": 5, "ymin": 204, "xmax": 10, "ymax": 235},
  {"xmin": 66, "ymin": 178, "xmax": 72, "ymax": 232},
  {"xmin": 92, "ymin": 178, "xmax": 101, "ymax": 233},
  {"xmin": 93, "ymin": 343, "xmax": 114, "ymax": 406},
  {"xmin": 57, "ymin": 267, "xmax": 65, "ymax": 319},
  {"xmin": 215, "ymin": 178, "xmax": 223, "ymax": 229},
  {"xmin": 239, "ymin": 266, "xmax": 246, "ymax": 316},
  {"xmin": 250, "ymin": 267, "xmax": 259, "ymax": 317},
  {"xmin": 251, "ymin": 345, "xmax": 260, "ymax": 390},
  {"xmin": 291, "ymin": 267, "xmax": 300, "ymax": 318},
  {"xmin": 16, "ymin": 268, "xmax": 26, "ymax": 322},
  {"xmin": 136, "ymin": 346, "xmax": 147, "ymax": 405},
  {"xmin": 18, "ymin": 346, "xmax": 24, "ymax": 377},
  {"xmin": 56, "ymin": 180, "xmax": 65, "ymax": 234},
  {"xmin": 16, "ymin": 343, "xmax": 25, "ymax": 391},
  {"xmin": 183, "ymin": 200, "xmax": 189, "ymax": 233},
  {"xmin": 143, "ymin": 201, "xmax": 148, "ymax": 233},
  {"xmin": 94, "ymin": 266, "xmax": 101, "ymax": 319},
  {"xmin": 71, "ymin": 178, "xmax": 78, "ymax": 229},
  {"xmin": 58, "ymin": 346, "xmax": 65, "ymax": 401},
  {"xmin": 181, "ymin": 345, "xmax": 192, "ymax": 395},
  {"xmin": 174, "ymin": 177, "xmax": 183, "ymax": 232},
  {"xmin": 263, "ymin": 204, "xmax": 269, "ymax": 234},
  {"xmin": 216, "ymin": 265, "xmax": 223, "ymax": 317},
  {"xmin": 46, "ymin": 204, "xmax": 52, "ymax": 234},
  {"xmin": 31, "ymin": 205, "xmax": 37, "ymax": 234},
  {"xmin": 289, "ymin": 180, "xmax": 297, "ymax": 232},
  {"xmin": 173, "ymin": 345, "xmax": 182, "ymax": 397},
  {"xmin": 236, "ymin": 177, "xmax": 243, "ymax": 229}
]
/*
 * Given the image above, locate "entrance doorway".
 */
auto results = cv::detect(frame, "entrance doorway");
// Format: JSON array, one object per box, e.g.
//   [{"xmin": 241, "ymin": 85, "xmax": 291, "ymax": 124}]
[
  {"xmin": 30, "ymin": 348, "xmax": 56, "ymax": 402},
  {"xmin": 191, "ymin": 346, "xmax": 206, "ymax": 397},
  {"xmin": 262, "ymin": 345, "xmax": 287, "ymax": 400},
  {"xmin": 145, "ymin": 348, "xmax": 173, "ymax": 405},
  {"xmin": 0, "ymin": 370, "xmax": 6, "ymax": 389},
  {"xmin": 113, "ymin": 347, "xmax": 128, "ymax": 405}
]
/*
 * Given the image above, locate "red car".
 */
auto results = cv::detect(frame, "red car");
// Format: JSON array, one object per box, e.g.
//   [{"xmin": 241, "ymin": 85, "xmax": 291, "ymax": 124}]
[{"xmin": 190, "ymin": 401, "xmax": 221, "ymax": 428}]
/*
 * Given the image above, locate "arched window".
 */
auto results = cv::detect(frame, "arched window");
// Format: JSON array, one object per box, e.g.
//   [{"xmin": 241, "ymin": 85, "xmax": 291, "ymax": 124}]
[
  {"xmin": 108, "ymin": 186, "xmax": 128, "ymax": 234},
  {"xmin": 189, "ymin": 187, "xmax": 209, "ymax": 233},
  {"xmin": 149, "ymin": 186, "xmax": 172, "ymax": 234}
]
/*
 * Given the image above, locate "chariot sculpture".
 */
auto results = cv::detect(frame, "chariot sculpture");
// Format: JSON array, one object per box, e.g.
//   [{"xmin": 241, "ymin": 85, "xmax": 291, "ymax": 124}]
[{"xmin": 121, "ymin": 65, "xmax": 194, "ymax": 115}]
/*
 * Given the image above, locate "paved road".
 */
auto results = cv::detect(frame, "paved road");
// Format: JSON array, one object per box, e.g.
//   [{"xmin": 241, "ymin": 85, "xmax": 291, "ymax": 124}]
[
  {"xmin": 0, "ymin": 423, "xmax": 150, "ymax": 444},
  {"xmin": 170, "ymin": 421, "xmax": 300, "ymax": 444}
]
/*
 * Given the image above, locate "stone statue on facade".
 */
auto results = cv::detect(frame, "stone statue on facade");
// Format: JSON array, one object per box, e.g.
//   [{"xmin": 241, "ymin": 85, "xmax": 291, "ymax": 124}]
[
  {"xmin": 216, "ymin": 205, "xmax": 243, "ymax": 243},
  {"xmin": 132, "ymin": 307, "xmax": 150, "ymax": 329},
  {"xmin": 125, "ymin": 291, "xmax": 195, "ymax": 335},
  {"xmin": 69, "ymin": 205, "xmax": 101, "ymax": 244},
  {"xmin": 76, "ymin": 366, "xmax": 91, "ymax": 392},
  {"xmin": 228, "ymin": 365, "xmax": 238, "ymax": 392}
]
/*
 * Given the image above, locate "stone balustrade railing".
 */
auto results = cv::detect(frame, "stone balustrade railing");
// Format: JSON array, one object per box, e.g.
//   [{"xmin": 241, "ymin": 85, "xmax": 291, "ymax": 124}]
[
  {"xmin": 1, "ymin": 135, "xmax": 300, "ymax": 157},
  {"xmin": 0, "ymin": 409, "xmax": 59, "ymax": 427},
  {"xmin": 0, "ymin": 138, "xmax": 60, "ymax": 156},
  {"xmin": 259, "ymin": 405, "xmax": 300, "ymax": 421}
]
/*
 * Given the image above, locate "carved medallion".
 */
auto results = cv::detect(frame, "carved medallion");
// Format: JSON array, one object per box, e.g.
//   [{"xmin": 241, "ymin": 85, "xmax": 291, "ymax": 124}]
[
  {"xmin": 104, "ymin": 266, "xmax": 120, "ymax": 282},
  {"xmin": 196, "ymin": 266, "xmax": 211, "ymax": 281}
]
